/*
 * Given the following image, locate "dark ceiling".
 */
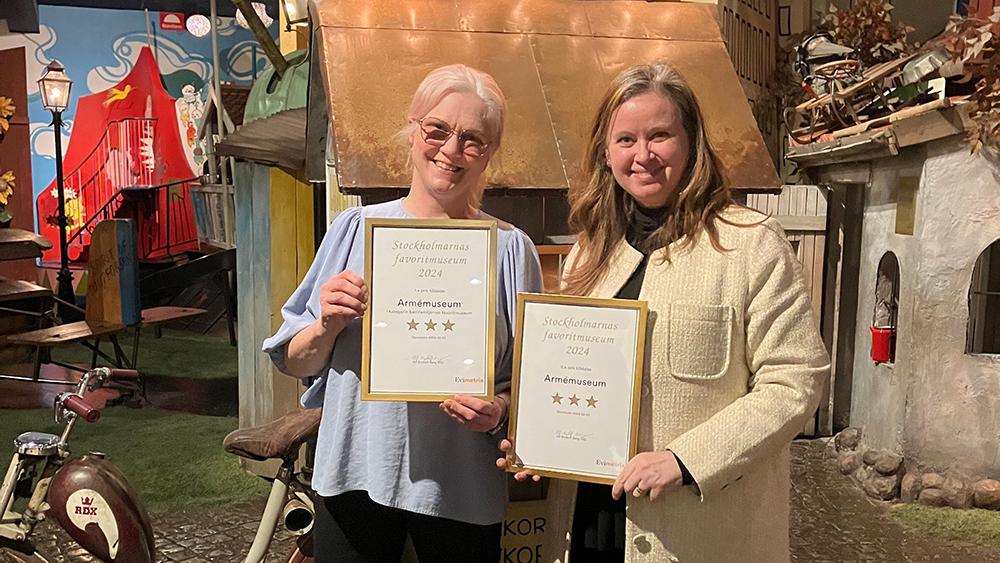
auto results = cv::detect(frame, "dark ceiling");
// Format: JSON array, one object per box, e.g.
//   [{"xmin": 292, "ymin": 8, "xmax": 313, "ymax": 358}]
[{"xmin": 37, "ymin": 1, "xmax": 280, "ymax": 19}]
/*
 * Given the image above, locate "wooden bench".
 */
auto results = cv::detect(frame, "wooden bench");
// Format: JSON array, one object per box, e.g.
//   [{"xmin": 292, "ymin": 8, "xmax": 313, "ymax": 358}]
[
  {"xmin": 7, "ymin": 306, "xmax": 205, "ymax": 380},
  {"xmin": 3, "ymin": 220, "xmax": 206, "ymax": 383},
  {"xmin": 0, "ymin": 229, "xmax": 56, "ymax": 367}
]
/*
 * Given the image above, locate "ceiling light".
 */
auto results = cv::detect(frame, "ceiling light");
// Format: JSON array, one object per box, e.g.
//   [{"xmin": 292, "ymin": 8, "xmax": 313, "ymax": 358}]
[{"xmin": 186, "ymin": 14, "xmax": 211, "ymax": 37}]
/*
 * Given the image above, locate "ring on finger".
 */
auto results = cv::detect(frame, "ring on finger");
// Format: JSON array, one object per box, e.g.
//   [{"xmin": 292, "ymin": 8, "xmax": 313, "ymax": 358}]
[{"xmin": 633, "ymin": 486, "xmax": 646, "ymax": 497}]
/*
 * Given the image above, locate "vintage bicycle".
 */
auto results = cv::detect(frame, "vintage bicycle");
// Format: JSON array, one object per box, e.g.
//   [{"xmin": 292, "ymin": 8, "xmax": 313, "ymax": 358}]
[{"xmin": 0, "ymin": 367, "xmax": 318, "ymax": 563}]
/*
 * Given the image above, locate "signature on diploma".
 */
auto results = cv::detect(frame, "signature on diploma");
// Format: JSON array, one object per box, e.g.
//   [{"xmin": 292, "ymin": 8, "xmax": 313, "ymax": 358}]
[
  {"xmin": 411, "ymin": 354, "xmax": 450, "ymax": 365},
  {"xmin": 554, "ymin": 429, "xmax": 593, "ymax": 442}
]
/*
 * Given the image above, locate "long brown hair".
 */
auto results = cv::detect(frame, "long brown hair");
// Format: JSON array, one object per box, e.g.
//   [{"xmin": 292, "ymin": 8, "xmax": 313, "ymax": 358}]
[{"xmin": 563, "ymin": 62, "xmax": 734, "ymax": 296}]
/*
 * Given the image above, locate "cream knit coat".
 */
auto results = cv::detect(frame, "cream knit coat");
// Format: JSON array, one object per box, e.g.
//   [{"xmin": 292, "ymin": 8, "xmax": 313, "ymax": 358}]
[{"xmin": 540, "ymin": 207, "xmax": 830, "ymax": 563}]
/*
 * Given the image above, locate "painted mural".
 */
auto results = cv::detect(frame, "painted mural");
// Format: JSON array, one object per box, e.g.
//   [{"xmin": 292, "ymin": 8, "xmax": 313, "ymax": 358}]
[
  {"xmin": 35, "ymin": 46, "xmax": 204, "ymax": 263},
  {"xmin": 0, "ymin": 4, "xmax": 275, "ymax": 208}
]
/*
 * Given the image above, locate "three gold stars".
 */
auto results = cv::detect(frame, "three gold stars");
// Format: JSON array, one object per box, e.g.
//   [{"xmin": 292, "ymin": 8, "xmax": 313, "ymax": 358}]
[
  {"xmin": 406, "ymin": 318, "xmax": 455, "ymax": 331},
  {"xmin": 550, "ymin": 391, "xmax": 599, "ymax": 409}
]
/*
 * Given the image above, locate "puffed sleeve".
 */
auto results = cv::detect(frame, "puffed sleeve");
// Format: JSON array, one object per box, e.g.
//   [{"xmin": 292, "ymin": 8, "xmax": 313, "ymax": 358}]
[
  {"xmin": 666, "ymin": 222, "xmax": 830, "ymax": 500},
  {"xmin": 494, "ymin": 228, "xmax": 544, "ymax": 392},
  {"xmin": 261, "ymin": 206, "xmax": 364, "ymax": 378}
]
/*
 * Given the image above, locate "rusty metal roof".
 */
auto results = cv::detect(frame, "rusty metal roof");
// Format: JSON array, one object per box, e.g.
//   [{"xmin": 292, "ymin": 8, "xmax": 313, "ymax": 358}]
[{"xmin": 313, "ymin": 0, "xmax": 778, "ymax": 192}]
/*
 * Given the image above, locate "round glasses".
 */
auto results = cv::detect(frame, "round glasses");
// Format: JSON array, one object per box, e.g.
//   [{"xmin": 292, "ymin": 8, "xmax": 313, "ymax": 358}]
[{"xmin": 417, "ymin": 117, "xmax": 490, "ymax": 158}]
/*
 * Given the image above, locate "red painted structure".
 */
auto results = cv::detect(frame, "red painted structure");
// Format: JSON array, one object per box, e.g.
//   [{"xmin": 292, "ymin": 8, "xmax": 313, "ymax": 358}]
[{"xmin": 36, "ymin": 46, "xmax": 199, "ymax": 264}]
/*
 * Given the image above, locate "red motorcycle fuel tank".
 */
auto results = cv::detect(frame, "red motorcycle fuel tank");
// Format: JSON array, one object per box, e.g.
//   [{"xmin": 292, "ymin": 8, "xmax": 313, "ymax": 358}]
[{"xmin": 46, "ymin": 454, "xmax": 155, "ymax": 563}]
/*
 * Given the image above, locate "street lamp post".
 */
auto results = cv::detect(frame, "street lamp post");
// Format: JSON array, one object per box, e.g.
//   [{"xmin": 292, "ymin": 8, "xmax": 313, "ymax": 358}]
[{"xmin": 37, "ymin": 60, "xmax": 75, "ymax": 305}]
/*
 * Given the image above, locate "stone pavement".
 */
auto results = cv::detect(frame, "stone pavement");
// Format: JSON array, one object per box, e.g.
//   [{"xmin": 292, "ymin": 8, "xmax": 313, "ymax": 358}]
[{"xmin": 30, "ymin": 439, "xmax": 1000, "ymax": 562}]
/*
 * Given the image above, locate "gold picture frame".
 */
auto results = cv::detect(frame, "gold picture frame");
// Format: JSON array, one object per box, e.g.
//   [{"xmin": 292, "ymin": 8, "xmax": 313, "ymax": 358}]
[
  {"xmin": 361, "ymin": 217, "xmax": 498, "ymax": 402},
  {"xmin": 506, "ymin": 292, "xmax": 647, "ymax": 484}
]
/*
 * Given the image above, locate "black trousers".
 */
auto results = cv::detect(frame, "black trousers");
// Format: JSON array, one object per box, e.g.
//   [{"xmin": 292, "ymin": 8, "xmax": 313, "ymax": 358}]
[
  {"xmin": 314, "ymin": 490, "xmax": 501, "ymax": 563},
  {"xmin": 569, "ymin": 483, "xmax": 625, "ymax": 563}
]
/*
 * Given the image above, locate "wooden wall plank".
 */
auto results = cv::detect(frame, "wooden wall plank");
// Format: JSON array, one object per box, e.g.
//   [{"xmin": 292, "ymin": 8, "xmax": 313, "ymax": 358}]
[{"xmin": 234, "ymin": 162, "xmax": 259, "ymax": 432}]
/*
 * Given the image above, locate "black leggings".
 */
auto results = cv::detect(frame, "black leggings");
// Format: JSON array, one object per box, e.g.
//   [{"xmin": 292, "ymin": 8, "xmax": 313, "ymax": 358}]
[{"xmin": 313, "ymin": 490, "xmax": 501, "ymax": 563}]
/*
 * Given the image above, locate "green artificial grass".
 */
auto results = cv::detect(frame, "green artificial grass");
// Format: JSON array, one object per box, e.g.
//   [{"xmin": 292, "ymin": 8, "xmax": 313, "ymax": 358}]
[
  {"xmin": 0, "ymin": 407, "xmax": 268, "ymax": 513},
  {"xmin": 50, "ymin": 328, "xmax": 236, "ymax": 380},
  {"xmin": 890, "ymin": 503, "xmax": 1000, "ymax": 546}
]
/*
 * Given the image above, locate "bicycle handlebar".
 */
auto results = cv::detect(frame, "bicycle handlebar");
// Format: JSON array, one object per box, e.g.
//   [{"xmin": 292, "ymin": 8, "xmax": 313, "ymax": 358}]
[
  {"xmin": 108, "ymin": 368, "xmax": 140, "ymax": 381},
  {"xmin": 62, "ymin": 394, "xmax": 101, "ymax": 423}
]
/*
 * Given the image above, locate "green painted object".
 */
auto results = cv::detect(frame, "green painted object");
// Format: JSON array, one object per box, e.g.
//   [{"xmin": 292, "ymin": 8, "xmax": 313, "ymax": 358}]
[{"xmin": 244, "ymin": 49, "xmax": 309, "ymax": 123}]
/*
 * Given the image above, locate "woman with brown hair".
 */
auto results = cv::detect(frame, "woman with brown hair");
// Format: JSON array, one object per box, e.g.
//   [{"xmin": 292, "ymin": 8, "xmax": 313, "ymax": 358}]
[{"xmin": 501, "ymin": 62, "xmax": 829, "ymax": 562}]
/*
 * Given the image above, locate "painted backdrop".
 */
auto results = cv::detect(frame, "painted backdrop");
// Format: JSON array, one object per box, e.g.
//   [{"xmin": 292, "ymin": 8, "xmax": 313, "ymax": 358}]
[{"xmin": 0, "ymin": 4, "xmax": 275, "ymax": 215}]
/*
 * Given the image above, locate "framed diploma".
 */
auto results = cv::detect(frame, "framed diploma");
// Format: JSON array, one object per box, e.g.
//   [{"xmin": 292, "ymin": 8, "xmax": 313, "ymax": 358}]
[
  {"xmin": 506, "ymin": 293, "xmax": 647, "ymax": 484},
  {"xmin": 361, "ymin": 218, "xmax": 497, "ymax": 402}
]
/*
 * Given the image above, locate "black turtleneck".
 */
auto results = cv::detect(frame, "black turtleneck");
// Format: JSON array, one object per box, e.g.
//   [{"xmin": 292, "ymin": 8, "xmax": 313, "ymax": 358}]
[{"xmin": 616, "ymin": 203, "xmax": 669, "ymax": 301}]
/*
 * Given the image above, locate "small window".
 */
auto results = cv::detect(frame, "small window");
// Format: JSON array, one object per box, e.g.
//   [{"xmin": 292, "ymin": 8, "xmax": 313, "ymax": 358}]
[
  {"xmin": 967, "ymin": 240, "xmax": 1000, "ymax": 354},
  {"xmin": 871, "ymin": 252, "xmax": 899, "ymax": 364},
  {"xmin": 874, "ymin": 252, "xmax": 900, "ymax": 329}
]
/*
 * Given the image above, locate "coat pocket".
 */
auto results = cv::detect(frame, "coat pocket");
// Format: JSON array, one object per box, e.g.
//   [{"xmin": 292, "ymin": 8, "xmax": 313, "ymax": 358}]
[{"xmin": 667, "ymin": 303, "xmax": 734, "ymax": 380}]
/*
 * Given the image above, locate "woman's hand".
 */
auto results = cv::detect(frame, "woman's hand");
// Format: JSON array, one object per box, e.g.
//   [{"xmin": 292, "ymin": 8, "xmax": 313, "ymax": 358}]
[
  {"xmin": 318, "ymin": 270, "xmax": 367, "ymax": 334},
  {"xmin": 440, "ymin": 393, "xmax": 507, "ymax": 433},
  {"xmin": 612, "ymin": 451, "xmax": 683, "ymax": 501},
  {"xmin": 495, "ymin": 439, "xmax": 542, "ymax": 482}
]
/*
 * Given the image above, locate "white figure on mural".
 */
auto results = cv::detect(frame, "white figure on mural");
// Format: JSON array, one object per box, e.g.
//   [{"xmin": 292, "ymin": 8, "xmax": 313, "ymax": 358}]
[{"xmin": 175, "ymin": 83, "xmax": 206, "ymax": 170}]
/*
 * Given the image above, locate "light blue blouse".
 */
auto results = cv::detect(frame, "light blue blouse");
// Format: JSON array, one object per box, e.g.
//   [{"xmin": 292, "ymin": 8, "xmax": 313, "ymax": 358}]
[{"xmin": 262, "ymin": 198, "xmax": 543, "ymax": 525}]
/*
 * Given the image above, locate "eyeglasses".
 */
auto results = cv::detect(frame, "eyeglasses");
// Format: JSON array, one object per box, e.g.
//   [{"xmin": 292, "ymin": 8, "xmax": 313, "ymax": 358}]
[{"xmin": 417, "ymin": 117, "xmax": 490, "ymax": 158}]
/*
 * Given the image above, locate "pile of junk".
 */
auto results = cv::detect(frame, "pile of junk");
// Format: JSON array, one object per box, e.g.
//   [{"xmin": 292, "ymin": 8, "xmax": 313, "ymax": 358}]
[{"xmin": 784, "ymin": 8, "xmax": 1000, "ymax": 147}]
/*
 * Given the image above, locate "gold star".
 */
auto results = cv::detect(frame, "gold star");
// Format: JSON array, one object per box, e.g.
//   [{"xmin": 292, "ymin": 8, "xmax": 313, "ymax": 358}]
[
  {"xmin": 443, "ymin": 320, "xmax": 455, "ymax": 331},
  {"xmin": 551, "ymin": 393, "xmax": 563, "ymax": 404},
  {"xmin": 406, "ymin": 319, "xmax": 419, "ymax": 330},
  {"xmin": 586, "ymin": 396, "xmax": 598, "ymax": 408},
  {"xmin": 569, "ymin": 394, "xmax": 580, "ymax": 406},
  {"xmin": 425, "ymin": 319, "xmax": 437, "ymax": 331}
]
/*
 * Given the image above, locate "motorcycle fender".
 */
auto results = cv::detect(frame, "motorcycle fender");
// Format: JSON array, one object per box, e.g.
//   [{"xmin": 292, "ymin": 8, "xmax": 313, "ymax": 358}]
[{"xmin": 46, "ymin": 455, "xmax": 155, "ymax": 563}]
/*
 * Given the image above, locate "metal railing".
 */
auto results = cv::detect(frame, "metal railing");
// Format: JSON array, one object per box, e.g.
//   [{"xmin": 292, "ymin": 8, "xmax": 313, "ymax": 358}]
[
  {"xmin": 52, "ymin": 117, "xmax": 200, "ymax": 261},
  {"xmin": 60, "ymin": 118, "xmax": 157, "ymax": 259}
]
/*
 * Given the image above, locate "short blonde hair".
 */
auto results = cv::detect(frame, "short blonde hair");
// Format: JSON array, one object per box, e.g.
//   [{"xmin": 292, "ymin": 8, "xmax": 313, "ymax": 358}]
[{"xmin": 398, "ymin": 64, "xmax": 507, "ymax": 151}]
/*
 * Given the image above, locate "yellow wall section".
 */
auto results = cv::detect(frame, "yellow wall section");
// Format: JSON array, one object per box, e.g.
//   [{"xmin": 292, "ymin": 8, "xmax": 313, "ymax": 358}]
[{"xmin": 269, "ymin": 167, "xmax": 314, "ymax": 420}]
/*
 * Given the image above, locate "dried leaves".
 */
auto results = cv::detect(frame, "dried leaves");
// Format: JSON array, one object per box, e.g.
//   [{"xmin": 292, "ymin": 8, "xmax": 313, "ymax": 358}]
[
  {"xmin": 935, "ymin": 8, "xmax": 1000, "ymax": 152},
  {"xmin": 820, "ymin": 0, "xmax": 915, "ymax": 66}
]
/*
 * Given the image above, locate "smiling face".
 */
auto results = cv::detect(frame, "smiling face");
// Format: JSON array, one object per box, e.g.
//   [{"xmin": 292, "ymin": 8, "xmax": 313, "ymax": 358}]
[
  {"xmin": 606, "ymin": 91, "xmax": 691, "ymax": 209},
  {"xmin": 409, "ymin": 92, "xmax": 493, "ymax": 208}
]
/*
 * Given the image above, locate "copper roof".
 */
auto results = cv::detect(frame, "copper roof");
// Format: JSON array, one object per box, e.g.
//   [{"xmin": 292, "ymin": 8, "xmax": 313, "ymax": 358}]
[{"xmin": 313, "ymin": 0, "xmax": 778, "ymax": 192}]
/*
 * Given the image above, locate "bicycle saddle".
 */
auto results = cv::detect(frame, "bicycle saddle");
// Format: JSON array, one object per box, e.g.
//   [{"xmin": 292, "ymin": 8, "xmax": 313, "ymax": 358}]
[{"xmin": 223, "ymin": 408, "xmax": 322, "ymax": 461}]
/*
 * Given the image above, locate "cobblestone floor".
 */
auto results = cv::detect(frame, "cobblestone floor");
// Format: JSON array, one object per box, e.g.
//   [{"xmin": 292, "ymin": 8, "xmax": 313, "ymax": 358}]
[{"xmin": 23, "ymin": 439, "xmax": 1000, "ymax": 562}]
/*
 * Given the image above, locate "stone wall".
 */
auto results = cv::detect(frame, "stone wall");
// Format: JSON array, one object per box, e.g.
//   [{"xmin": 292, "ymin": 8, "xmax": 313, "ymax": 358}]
[
  {"xmin": 844, "ymin": 137, "xmax": 1000, "ymax": 478},
  {"xmin": 831, "ymin": 427, "xmax": 1000, "ymax": 510}
]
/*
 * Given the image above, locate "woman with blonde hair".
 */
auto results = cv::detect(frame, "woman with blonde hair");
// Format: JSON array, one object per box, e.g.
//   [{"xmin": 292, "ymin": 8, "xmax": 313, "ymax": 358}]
[
  {"xmin": 264, "ymin": 64, "xmax": 542, "ymax": 562},
  {"xmin": 501, "ymin": 62, "xmax": 829, "ymax": 562}
]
